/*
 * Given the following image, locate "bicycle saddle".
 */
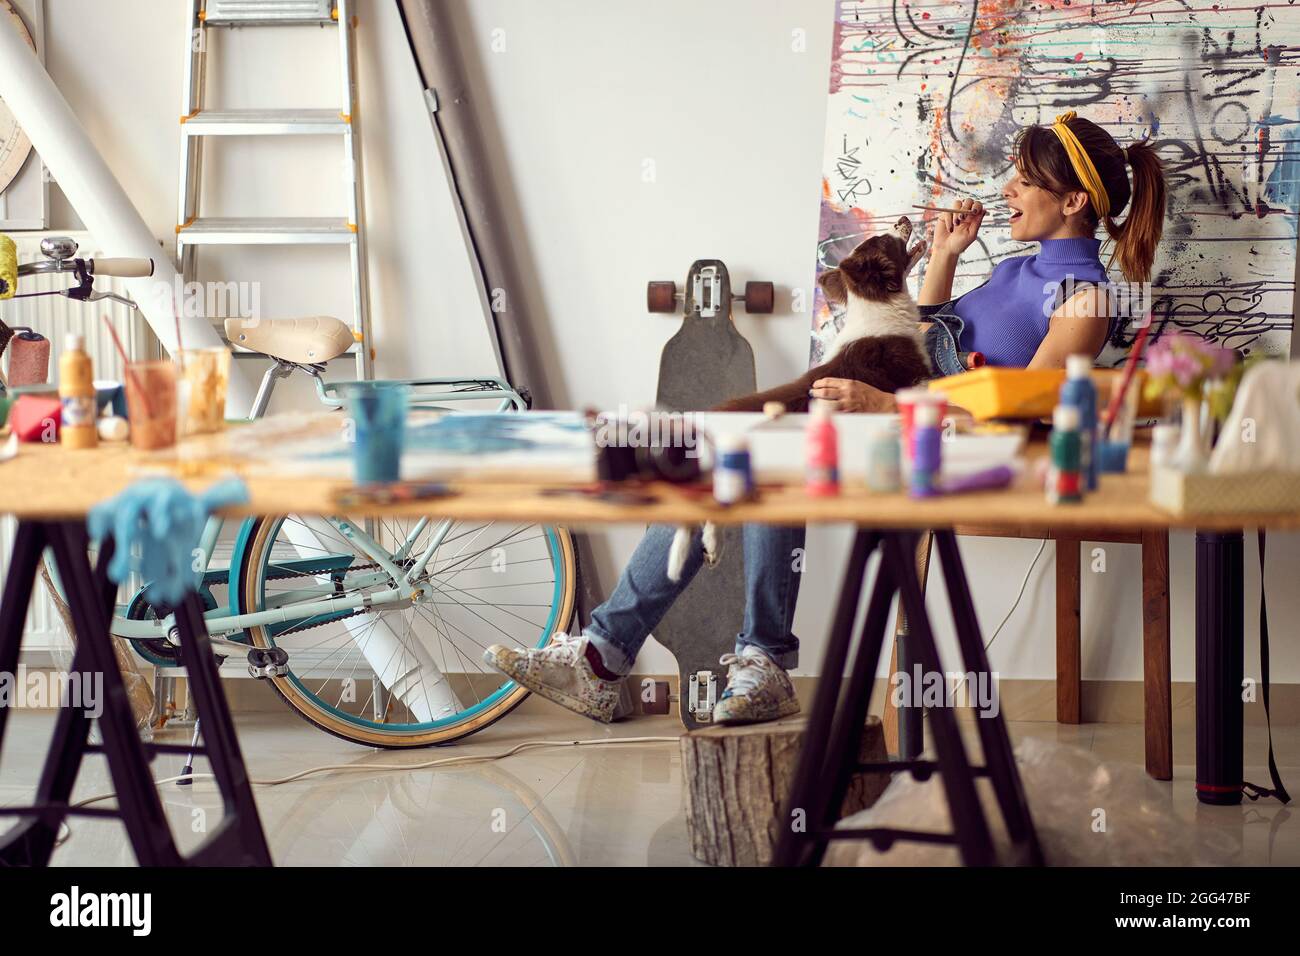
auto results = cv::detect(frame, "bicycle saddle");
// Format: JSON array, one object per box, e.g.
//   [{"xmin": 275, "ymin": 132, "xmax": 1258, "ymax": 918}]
[{"xmin": 223, "ymin": 316, "xmax": 356, "ymax": 364}]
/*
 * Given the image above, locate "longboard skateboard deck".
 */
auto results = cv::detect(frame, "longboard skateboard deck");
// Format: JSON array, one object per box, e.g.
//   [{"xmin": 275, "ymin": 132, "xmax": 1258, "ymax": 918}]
[{"xmin": 646, "ymin": 260, "xmax": 772, "ymax": 729}]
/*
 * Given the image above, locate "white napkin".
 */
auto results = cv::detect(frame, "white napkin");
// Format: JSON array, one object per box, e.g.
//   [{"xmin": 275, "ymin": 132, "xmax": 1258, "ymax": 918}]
[{"xmin": 1209, "ymin": 361, "xmax": 1300, "ymax": 474}]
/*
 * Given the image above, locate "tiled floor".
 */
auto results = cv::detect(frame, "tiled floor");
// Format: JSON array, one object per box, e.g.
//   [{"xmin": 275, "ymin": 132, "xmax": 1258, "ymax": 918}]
[{"xmin": 2, "ymin": 708, "xmax": 1296, "ymax": 866}]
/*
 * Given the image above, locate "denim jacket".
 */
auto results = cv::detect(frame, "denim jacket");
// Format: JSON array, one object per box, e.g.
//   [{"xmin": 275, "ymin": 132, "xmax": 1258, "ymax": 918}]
[
  {"xmin": 921, "ymin": 300, "xmax": 966, "ymax": 379},
  {"xmin": 919, "ymin": 279, "xmax": 989, "ymax": 379}
]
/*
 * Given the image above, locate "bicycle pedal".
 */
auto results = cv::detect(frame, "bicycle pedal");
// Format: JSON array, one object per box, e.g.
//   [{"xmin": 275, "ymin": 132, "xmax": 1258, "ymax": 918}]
[{"xmin": 246, "ymin": 647, "xmax": 289, "ymax": 679}]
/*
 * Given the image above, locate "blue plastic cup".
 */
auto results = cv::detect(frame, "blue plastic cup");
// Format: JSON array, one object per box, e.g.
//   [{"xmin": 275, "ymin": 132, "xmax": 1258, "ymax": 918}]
[{"xmin": 339, "ymin": 382, "xmax": 409, "ymax": 485}]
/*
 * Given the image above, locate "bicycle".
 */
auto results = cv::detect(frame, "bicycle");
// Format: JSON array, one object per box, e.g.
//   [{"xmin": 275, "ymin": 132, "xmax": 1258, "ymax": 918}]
[{"xmin": 14, "ymin": 237, "xmax": 576, "ymax": 748}]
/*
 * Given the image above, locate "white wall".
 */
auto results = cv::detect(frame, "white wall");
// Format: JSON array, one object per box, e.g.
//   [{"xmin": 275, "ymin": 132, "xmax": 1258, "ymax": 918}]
[
  {"xmin": 38, "ymin": 0, "xmax": 1299, "ymax": 683},
  {"xmin": 44, "ymin": 0, "xmax": 501, "ymax": 391}
]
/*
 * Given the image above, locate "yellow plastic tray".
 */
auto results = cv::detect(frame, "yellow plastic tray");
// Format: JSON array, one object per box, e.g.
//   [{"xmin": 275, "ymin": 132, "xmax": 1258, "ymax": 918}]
[{"xmin": 928, "ymin": 367, "xmax": 1161, "ymax": 421}]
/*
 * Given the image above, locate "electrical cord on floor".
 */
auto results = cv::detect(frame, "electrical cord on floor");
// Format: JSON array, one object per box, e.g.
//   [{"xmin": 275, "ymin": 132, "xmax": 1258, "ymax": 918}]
[
  {"xmin": 54, "ymin": 541, "xmax": 1054, "ymax": 847},
  {"xmin": 71, "ymin": 734, "xmax": 680, "ymax": 809},
  {"xmin": 53, "ymin": 734, "xmax": 679, "ymax": 847}
]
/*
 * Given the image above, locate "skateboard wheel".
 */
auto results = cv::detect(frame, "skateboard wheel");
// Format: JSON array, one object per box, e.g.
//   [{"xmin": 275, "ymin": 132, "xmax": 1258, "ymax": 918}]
[
  {"xmin": 743, "ymin": 281, "xmax": 775, "ymax": 314},
  {"xmin": 647, "ymin": 281, "xmax": 677, "ymax": 313}
]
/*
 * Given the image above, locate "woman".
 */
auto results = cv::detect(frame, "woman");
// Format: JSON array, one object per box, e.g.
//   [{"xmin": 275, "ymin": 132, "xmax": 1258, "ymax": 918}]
[
  {"xmin": 485, "ymin": 111, "xmax": 1167, "ymax": 726},
  {"xmin": 815, "ymin": 111, "xmax": 1165, "ymax": 409}
]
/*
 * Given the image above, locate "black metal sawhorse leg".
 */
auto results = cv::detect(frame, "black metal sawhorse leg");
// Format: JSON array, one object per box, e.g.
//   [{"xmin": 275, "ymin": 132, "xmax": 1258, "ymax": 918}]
[
  {"xmin": 772, "ymin": 527, "xmax": 1042, "ymax": 867},
  {"xmin": 0, "ymin": 519, "xmax": 272, "ymax": 866}
]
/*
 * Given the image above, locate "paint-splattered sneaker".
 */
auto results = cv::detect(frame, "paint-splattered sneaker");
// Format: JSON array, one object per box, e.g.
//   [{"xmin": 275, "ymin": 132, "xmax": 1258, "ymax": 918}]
[
  {"xmin": 484, "ymin": 634, "xmax": 622, "ymax": 724},
  {"xmin": 710, "ymin": 645, "xmax": 801, "ymax": 725}
]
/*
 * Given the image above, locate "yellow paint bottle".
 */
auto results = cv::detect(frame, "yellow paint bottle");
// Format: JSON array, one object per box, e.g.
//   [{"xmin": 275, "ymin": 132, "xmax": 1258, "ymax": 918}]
[{"xmin": 59, "ymin": 333, "xmax": 98, "ymax": 449}]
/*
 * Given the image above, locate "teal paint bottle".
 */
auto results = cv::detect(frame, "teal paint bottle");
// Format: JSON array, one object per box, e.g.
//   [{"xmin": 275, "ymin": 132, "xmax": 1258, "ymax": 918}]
[{"xmin": 1059, "ymin": 354, "xmax": 1099, "ymax": 491}]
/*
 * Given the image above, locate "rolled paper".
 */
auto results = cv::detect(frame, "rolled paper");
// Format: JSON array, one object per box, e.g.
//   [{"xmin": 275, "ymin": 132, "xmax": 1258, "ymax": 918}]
[{"xmin": 0, "ymin": 24, "xmax": 250, "ymax": 409}]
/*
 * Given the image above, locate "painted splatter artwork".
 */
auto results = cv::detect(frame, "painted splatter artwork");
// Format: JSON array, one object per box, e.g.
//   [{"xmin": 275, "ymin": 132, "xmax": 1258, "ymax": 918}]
[{"xmin": 812, "ymin": 0, "xmax": 1299, "ymax": 367}]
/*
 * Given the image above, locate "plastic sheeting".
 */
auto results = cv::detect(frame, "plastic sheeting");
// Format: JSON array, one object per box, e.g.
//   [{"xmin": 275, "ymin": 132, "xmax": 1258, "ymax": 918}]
[{"xmin": 825, "ymin": 737, "xmax": 1241, "ymax": 866}]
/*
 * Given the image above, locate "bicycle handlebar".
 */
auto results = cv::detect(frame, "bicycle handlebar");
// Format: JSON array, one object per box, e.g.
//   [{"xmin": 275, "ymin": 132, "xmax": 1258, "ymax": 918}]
[
  {"xmin": 16, "ymin": 256, "xmax": 155, "ymax": 279},
  {"xmin": 87, "ymin": 257, "xmax": 154, "ymax": 278}
]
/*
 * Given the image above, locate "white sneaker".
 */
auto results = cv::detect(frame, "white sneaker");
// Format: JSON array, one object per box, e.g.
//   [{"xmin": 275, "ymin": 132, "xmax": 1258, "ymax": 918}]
[
  {"xmin": 484, "ymin": 634, "xmax": 622, "ymax": 724},
  {"xmin": 711, "ymin": 645, "xmax": 800, "ymax": 725}
]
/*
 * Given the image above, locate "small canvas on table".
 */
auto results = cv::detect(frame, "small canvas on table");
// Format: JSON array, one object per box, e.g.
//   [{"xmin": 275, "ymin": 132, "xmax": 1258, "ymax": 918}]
[{"xmin": 151, "ymin": 410, "xmax": 598, "ymax": 484}]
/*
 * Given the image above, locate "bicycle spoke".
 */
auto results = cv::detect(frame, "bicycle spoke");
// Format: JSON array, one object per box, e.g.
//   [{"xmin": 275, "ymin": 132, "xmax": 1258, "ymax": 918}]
[
  {"xmin": 430, "ymin": 576, "xmax": 553, "ymax": 632},
  {"xmin": 416, "ymin": 604, "xmax": 485, "ymax": 706}
]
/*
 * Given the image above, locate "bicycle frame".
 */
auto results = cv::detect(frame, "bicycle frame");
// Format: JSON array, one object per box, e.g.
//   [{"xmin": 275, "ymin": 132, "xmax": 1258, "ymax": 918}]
[
  {"xmin": 107, "ymin": 373, "xmax": 529, "ymax": 645},
  {"xmin": 110, "ymin": 512, "xmax": 456, "ymax": 641}
]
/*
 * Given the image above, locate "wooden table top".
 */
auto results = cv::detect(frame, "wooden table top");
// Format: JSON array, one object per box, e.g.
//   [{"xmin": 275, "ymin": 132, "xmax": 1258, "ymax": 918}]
[{"xmin": 3, "ymin": 433, "xmax": 1296, "ymax": 532}]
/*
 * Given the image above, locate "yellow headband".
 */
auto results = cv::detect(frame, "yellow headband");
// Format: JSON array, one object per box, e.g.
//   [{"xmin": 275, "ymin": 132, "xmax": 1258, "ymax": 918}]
[{"xmin": 1050, "ymin": 111, "xmax": 1111, "ymax": 219}]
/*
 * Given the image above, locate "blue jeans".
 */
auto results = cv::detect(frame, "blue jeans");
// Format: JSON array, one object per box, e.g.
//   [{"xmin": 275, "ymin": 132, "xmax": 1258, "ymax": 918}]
[{"xmin": 586, "ymin": 523, "xmax": 805, "ymax": 674}]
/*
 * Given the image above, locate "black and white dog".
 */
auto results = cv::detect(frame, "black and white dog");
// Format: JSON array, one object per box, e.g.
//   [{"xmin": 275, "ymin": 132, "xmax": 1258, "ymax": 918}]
[{"xmin": 717, "ymin": 216, "xmax": 931, "ymax": 414}]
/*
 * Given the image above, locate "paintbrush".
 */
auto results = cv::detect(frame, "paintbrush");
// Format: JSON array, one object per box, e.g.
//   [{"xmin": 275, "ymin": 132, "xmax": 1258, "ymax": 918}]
[
  {"xmin": 102, "ymin": 314, "xmax": 152, "ymax": 418},
  {"xmin": 912, "ymin": 204, "xmax": 985, "ymax": 216},
  {"xmin": 1101, "ymin": 312, "xmax": 1154, "ymax": 430}
]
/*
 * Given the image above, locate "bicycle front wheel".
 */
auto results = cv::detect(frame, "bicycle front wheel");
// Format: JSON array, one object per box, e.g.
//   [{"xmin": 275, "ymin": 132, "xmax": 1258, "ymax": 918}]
[{"xmin": 235, "ymin": 514, "xmax": 576, "ymax": 747}]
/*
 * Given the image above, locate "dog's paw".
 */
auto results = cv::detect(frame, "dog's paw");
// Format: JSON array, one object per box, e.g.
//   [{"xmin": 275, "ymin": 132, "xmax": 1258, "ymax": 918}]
[{"xmin": 701, "ymin": 522, "xmax": 722, "ymax": 568}]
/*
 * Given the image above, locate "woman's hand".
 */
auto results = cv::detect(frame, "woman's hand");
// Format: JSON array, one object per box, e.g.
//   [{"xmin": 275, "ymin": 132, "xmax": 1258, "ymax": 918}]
[
  {"xmin": 929, "ymin": 198, "xmax": 985, "ymax": 259},
  {"xmin": 809, "ymin": 378, "xmax": 896, "ymax": 413}
]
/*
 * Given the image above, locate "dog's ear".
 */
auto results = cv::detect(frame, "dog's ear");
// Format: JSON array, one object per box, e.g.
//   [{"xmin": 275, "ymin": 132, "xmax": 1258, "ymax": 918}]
[
  {"xmin": 842, "ymin": 242, "xmax": 902, "ymax": 297},
  {"xmin": 818, "ymin": 268, "xmax": 848, "ymax": 305}
]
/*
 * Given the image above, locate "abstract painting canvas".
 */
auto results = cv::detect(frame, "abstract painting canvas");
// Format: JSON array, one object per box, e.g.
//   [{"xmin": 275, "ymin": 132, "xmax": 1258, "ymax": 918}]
[{"xmin": 812, "ymin": 0, "xmax": 1299, "ymax": 367}]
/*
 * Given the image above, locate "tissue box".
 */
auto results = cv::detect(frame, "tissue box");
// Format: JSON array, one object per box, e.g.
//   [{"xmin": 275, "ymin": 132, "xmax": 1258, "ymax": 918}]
[{"xmin": 1149, "ymin": 466, "xmax": 1300, "ymax": 516}]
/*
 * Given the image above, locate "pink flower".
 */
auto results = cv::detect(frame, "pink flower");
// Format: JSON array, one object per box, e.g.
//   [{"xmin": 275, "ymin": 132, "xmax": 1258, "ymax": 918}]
[
  {"xmin": 1143, "ymin": 331, "xmax": 1238, "ymax": 400},
  {"xmin": 1145, "ymin": 343, "xmax": 1175, "ymax": 377},
  {"xmin": 1169, "ymin": 351, "xmax": 1201, "ymax": 389}
]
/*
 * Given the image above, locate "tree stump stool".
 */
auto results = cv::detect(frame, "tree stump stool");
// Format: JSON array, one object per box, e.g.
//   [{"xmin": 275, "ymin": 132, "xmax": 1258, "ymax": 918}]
[{"xmin": 681, "ymin": 716, "xmax": 889, "ymax": 866}]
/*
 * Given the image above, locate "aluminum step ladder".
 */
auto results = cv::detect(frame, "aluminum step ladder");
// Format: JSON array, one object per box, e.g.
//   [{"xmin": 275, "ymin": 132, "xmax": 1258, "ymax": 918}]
[{"xmin": 176, "ymin": 0, "xmax": 372, "ymax": 379}]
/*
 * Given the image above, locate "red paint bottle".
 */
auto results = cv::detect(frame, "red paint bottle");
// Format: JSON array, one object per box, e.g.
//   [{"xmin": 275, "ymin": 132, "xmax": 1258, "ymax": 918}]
[{"xmin": 806, "ymin": 399, "xmax": 840, "ymax": 497}]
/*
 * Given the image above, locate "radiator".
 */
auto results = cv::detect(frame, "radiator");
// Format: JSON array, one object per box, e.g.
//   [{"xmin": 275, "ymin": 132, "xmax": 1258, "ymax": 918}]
[{"xmin": 1, "ymin": 231, "xmax": 160, "ymax": 656}]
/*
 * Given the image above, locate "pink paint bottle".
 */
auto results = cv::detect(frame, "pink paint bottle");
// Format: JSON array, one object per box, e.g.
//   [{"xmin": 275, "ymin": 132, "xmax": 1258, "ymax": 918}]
[{"xmin": 806, "ymin": 399, "xmax": 839, "ymax": 497}]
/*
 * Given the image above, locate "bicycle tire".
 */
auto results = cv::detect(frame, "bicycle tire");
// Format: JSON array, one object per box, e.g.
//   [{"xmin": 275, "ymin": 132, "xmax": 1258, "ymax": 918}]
[{"xmin": 235, "ymin": 514, "xmax": 576, "ymax": 748}]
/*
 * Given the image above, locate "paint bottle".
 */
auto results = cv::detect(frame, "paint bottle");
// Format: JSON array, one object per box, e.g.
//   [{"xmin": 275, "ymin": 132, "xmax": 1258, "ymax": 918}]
[
  {"xmin": 909, "ymin": 401, "xmax": 942, "ymax": 498},
  {"xmin": 897, "ymin": 388, "xmax": 946, "ymax": 483},
  {"xmin": 1047, "ymin": 404, "xmax": 1083, "ymax": 505},
  {"xmin": 713, "ymin": 433, "xmax": 754, "ymax": 505},
  {"xmin": 1059, "ymin": 354, "xmax": 1098, "ymax": 490},
  {"xmin": 59, "ymin": 334, "xmax": 98, "ymax": 450},
  {"xmin": 865, "ymin": 423, "xmax": 901, "ymax": 492},
  {"xmin": 806, "ymin": 399, "xmax": 839, "ymax": 497}
]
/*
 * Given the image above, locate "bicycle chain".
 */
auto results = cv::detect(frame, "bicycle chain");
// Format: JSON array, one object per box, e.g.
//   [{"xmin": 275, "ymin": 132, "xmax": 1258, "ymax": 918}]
[
  {"xmin": 261, "ymin": 559, "xmax": 400, "ymax": 640},
  {"xmin": 133, "ymin": 561, "xmax": 420, "ymax": 657}
]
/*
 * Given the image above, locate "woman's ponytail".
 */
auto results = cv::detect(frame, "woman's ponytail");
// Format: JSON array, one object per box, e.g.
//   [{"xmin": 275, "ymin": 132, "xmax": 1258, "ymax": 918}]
[{"xmin": 1104, "ymin": 140, "xmax": 1166, "ymax": 285}]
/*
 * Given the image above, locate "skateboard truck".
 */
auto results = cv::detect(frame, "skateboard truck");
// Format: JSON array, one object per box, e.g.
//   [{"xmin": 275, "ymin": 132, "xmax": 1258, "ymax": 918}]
[
  {"xmin": 638, "ymin": 678, "xmax": 716, "ymax": 721},
  {"xmin": 687, "ymin": 670, "xmax": 718, "ymax": 722},
  {"xmin": 647, "ymin": 263, "xmax": 775, "ymax": 317}
]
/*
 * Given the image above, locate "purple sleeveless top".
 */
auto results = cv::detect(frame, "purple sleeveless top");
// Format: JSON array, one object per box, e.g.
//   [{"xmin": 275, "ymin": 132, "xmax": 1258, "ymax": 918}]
[{"xmin": 952, "ymin": 237, "xmax": 1111, "ymax": 367}]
